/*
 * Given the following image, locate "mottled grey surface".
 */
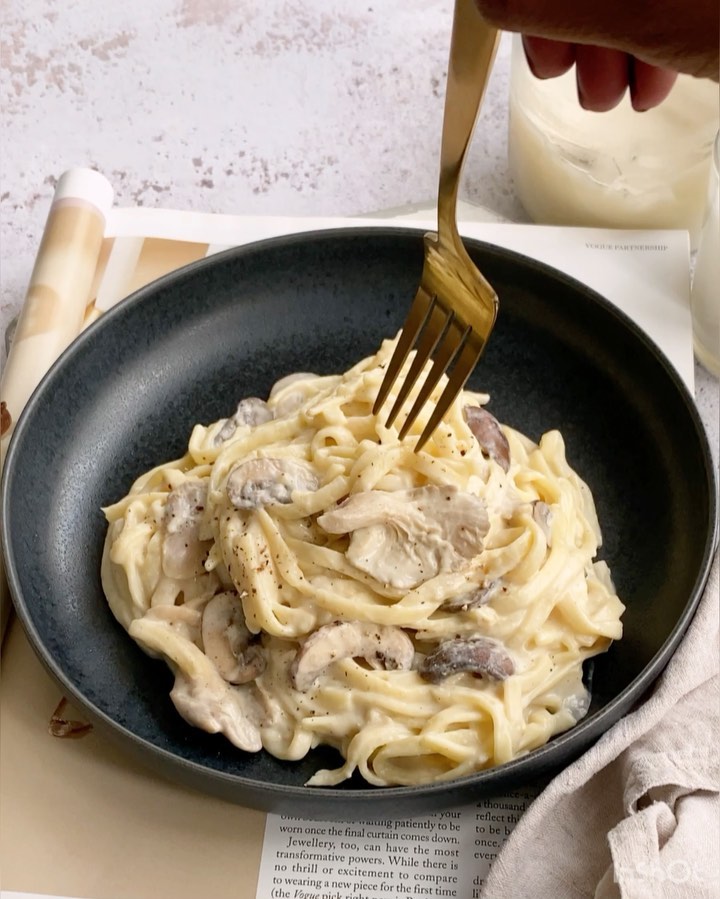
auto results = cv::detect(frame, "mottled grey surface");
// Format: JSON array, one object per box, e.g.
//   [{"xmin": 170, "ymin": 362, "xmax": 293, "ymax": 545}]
[
  {"xmin": 0, "ymin": 0, "xmax": 520, "ymax": 333},
  {"xmin": 1, "ymin": 0, "xmax": 716, "ymax": 439}
]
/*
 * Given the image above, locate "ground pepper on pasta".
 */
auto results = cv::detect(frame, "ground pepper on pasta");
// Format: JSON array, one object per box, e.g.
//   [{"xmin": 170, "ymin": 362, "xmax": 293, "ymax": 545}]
[{"xmin": 101, "ymin": 338, "xmax": 624, "ymax": 787}]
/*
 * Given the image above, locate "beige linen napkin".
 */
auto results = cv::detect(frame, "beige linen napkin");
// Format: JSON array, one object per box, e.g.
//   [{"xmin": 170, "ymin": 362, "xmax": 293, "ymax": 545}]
[{"xmin": 482, "ymin": 552, "xmax": 719, "ymax": 899}]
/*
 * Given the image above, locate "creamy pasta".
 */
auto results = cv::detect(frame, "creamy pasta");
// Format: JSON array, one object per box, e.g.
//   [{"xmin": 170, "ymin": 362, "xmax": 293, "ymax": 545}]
[{"xmin": 101, "ymin": 339, "xmax": 624, "ymax": 787}]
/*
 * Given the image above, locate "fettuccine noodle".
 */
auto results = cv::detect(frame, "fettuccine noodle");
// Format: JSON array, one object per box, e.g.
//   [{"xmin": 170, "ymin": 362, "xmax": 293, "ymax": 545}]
[{"xmin": 101, "ymin": 339, "xmax": 624, "ymax": 786}]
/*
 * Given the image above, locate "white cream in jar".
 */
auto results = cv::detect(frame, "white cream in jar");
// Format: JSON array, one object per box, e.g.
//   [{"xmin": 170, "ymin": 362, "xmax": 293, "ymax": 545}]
[{"xmin": 508, "ymin": 37, "xmax": 719, "ymax": 247}]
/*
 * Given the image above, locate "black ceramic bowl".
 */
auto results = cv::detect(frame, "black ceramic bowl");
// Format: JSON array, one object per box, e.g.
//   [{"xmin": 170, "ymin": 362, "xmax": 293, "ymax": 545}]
[{"xmin": 2, "ymin": 229, "xmax": 717, "ymax": 818}]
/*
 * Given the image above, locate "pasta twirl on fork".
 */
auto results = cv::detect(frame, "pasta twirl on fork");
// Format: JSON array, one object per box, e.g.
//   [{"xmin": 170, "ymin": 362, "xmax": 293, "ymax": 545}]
[{"xmin": 101, "ymin": 339, "xmax": 624, "ymax": 787}]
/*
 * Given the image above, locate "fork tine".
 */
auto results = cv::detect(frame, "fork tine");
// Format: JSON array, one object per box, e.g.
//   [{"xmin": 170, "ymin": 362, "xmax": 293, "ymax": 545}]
[
  {"xmin": 398, "ymin": 320, "xmax": 469, "ymax": 440},
  {"xmin": 385, "ymin": 302, "xmax": 454, "ymax": 428},
  {"xmin": 415, "ymin": 333, "xmax": 483, "ymax": 452},
  {"xmin": 375, "ymin": 7, "xmax": 499, "ymax": 446},
  {"xmin": 372, "ymin": 285, "xmax": 435, "ymax": 416}
]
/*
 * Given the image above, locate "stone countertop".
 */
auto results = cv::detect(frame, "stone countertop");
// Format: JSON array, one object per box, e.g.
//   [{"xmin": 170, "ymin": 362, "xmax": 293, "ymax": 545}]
[
  {"xmin": 1, "ymin": 1, "xmax": 520, "ymax": 332},
  {"xmin": 1, "ymin": 0, "xmax": 717, "ymax": 446}
]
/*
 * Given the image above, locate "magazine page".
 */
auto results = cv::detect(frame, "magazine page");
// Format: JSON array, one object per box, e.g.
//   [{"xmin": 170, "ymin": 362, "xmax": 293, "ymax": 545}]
[{"xmin": 256, "ymin": 789, "xmax": 539, "ymax": 899}]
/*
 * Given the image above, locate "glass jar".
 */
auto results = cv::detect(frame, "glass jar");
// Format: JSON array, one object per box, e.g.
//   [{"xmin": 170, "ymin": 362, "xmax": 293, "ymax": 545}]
[
  {"xmin": 508, "ymin": 36, "xmax": 719, "ymax": 247},
  {"xmin": 690, "ymin": 132, "xmax": 719, "ymax": 376}
]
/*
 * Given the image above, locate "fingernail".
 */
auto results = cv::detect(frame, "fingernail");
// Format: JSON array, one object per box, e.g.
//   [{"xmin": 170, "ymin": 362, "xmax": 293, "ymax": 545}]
[
  {"xmin": 522, "ymin": 47, "xmax": 540, "ymax": 79},
  {"xmin": 630, "ymin": 92, "xmax": 650, "ymax": 112},
  {"xmin": 577, "ymin": 73, "xmax": 590, "ymax": 110}
]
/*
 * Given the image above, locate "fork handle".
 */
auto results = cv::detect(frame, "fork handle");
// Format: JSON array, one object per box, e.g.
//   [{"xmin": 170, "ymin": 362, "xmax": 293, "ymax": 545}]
[{"xmin": 437, "ymin": 1, "xmax": 499, "ymax": 245}]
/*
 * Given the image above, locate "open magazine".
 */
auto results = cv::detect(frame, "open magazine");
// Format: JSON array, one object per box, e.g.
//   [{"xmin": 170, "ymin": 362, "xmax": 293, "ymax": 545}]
[{"xmin": 0, "ymin": 167, "xmax": 695, "ymax": 899}]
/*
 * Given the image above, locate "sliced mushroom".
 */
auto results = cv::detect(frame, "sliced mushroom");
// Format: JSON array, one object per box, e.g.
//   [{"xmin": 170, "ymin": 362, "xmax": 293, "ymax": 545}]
[
  {"xmin": 441, "ymin": 579, "xmax": 505, "ymax": 612},
  {"xmin": 532, "ymin": 500, "xmax": 553, "ymax": 544},
  {"xmin": 201, "ymin": 591, "xmax": 265, "ymax": 684},
  {"xmin": 162, "ymin": 481, "xmax": 210, "ymax": 579},
  {"xmin": 419, "ymin": 636, "xmax": 514, "ymax": 683},
  {"xmin": 215, "ymin": 397, "xmax": 274, "ymax": 445},
  {"xmin": 226, "ymin": 458, "xmax": 319, "ymax": 510},
  {"xmin": 290, "ymin": 621, "xmax": 415, "ymax": 692},
  {"xmin": 317, "ymin": 485, "xmax": 489, "ymax": 590},
  {"xmin": 463, "ymin": 406, "xmax": 511, "ymax": 473}
]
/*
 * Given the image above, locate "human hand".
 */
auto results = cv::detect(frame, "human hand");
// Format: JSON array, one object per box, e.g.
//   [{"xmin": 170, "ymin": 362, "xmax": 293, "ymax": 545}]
[
  {"xmin": 520, "ymin": 36, "xmax": 678, "ymax": 112},
  {"xmin": 475, "ymin": 0, "xmax": 719, "ymax": 111}
]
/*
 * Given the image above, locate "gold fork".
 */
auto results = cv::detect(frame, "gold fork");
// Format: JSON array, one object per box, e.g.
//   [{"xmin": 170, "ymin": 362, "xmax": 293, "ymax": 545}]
[{"xmin": 373, "ymin": 0, "xmax": 500, "ymax": 451}]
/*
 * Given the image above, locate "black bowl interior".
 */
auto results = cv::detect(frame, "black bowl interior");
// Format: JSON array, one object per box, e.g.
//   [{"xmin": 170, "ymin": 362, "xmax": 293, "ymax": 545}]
[{"xmin": 2, "ymin": 228, "xmax": 716, "ymax": 818}]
